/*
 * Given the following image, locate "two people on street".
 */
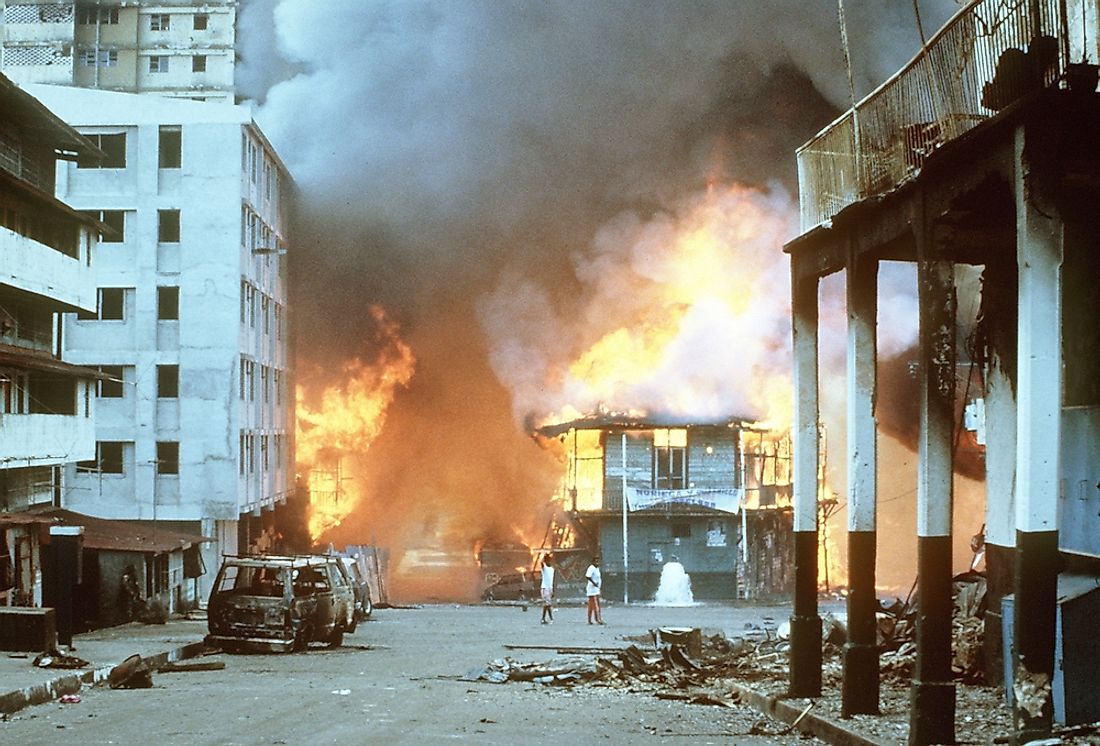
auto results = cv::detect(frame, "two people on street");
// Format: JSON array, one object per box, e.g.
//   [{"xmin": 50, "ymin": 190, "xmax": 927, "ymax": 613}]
[{"xmin": 585, "ymin": 556, "xmax": 605, "ymax": 625}]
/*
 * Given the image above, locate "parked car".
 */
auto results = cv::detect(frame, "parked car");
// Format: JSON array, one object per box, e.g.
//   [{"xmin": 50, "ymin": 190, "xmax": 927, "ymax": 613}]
[
  {"xmin": 481, "ymin": 569, "xmax": 537, "ymax": 601},
  {"xmin": 205, "ymin": 554, "xmax": 356, "ymax": 652},
  {"xmin": 338, "ymin": 556, "xmax": 373, "ymax": 621}
]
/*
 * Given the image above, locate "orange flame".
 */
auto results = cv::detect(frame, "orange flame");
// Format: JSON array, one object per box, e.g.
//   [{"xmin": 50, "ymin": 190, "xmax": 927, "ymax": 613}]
[
  {"xmin": 296, "ymin": 305, "xmax": 415, "ymax": 539},
  {"xmin": 534, "ymin": 183, "xmax": 797, "ymax": 430}
]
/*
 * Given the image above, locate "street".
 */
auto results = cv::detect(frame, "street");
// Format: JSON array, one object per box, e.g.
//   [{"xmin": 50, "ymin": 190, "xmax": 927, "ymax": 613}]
[{"xmin": 0, "ymin": 602, "xmax": 821, "ymax": 745}]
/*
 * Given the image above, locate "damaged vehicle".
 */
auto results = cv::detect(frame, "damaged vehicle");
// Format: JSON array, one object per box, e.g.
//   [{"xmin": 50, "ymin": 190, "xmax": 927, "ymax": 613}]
[
  {"xmin": 205, "ymin": 555, "xmax": 356, "ymax": 652},
  {"xmin": 338, "ymin": 555, "xmax": 373, "ymax": 621}
]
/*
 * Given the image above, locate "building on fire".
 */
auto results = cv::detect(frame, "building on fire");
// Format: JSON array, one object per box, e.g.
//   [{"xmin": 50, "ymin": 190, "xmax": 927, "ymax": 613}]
[
  {"xmin": 784, "ymin": 2, "xmax": 1100, "ymax": 744},
  {"xmin": 24, "ymin": 84, "xmax": 295, "ymax": 602},
  {"xmin": 0, "ymin": 0, "xmax": 236, "ymax": 103},
  {"xmin": 536, "ymin": 415, "xmax": 805, "ymax": 602}
]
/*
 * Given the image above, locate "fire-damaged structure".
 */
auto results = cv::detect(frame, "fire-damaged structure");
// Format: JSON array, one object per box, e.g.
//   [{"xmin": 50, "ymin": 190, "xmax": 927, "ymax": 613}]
[
  {"xmin": 536, "ymin": 415, "xmax": 801, "ymax": 601},
  {"xmin": 785, "ymin": 2, "xmax": 1100, "ymax": 744}
]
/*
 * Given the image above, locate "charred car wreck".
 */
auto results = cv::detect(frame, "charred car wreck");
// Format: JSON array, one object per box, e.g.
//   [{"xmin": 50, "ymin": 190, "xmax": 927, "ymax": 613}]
[{"xmin": 205, "ymin": 555, "xmax": 356, "ymax": 652}]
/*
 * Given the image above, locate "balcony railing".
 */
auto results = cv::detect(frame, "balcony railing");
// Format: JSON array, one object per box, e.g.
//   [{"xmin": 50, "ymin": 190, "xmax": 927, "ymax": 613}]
[{"xmin": 797, "ymin": 0, "xmax": 1080, "ymax": 230}]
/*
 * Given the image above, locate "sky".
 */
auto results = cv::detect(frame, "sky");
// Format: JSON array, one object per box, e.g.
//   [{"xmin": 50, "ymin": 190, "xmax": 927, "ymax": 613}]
[{"xmin": 233, "ymin": 0, "xmax": 969, "ymax": 592}]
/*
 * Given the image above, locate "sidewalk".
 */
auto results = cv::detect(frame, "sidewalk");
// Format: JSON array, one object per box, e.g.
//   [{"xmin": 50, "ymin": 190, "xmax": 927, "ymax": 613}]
[{"xmin": 0, "ymin": 618, "xmax": 208, "ymax": 716}]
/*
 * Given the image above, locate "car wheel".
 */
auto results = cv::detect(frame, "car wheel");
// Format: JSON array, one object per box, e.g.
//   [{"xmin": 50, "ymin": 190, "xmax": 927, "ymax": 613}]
[
  {"xmin": 362, "ymin": 594, "xmax": 373, "ymax": 619},
  {"xmin": 327, "ymin": 628, "xmax": 344, "ymax": 648},
  {"xmin": 347, "ymin": 612, "xmax": 358, "ymax": 634}
]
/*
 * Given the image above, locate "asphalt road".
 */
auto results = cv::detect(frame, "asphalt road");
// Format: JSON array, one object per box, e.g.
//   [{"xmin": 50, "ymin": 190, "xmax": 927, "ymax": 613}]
[{"xmin": 0, "ymin": 602, "xmax": 826, "ymax": 745}]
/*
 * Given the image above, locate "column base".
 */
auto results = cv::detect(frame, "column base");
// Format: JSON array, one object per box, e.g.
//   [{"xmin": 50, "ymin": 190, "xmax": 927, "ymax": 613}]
[
  {"xmin": 841, "ymin": 642, "xmax": 880, "ymax": 716},
  {"xmin": 788, "ymin": 614, "xmax": 822, "ymax": 697},
  {"xmin": 909, "ymin": 679, "xmax": 956, "ymax": 746}
]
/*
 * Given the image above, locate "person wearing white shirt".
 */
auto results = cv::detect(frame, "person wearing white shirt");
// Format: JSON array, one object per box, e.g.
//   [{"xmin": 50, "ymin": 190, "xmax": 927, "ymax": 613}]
[
  {"xmin": 540, "ymin": 554, "xmax": 555, "ymax": 624},
  {"xmin": 584, "ymin": 556, "xmax": 605, "ymax": 625}
]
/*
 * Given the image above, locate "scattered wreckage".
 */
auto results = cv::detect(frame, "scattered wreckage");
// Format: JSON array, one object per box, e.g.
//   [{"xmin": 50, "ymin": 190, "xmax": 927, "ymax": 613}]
[{"xmin": 205, "ymin": 554, "xmax": 357, "ymax": 653}]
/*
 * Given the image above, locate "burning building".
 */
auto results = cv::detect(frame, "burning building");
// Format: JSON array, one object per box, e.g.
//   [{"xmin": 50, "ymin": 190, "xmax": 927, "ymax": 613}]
[{"xmin": 536, "ymin": 414, "xmax": 803, "ymax": 601}]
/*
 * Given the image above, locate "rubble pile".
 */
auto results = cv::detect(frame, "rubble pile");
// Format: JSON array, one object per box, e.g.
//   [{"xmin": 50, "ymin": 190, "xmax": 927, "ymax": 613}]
[{"xmin": 876, "ymin": 572, "xmax": 988, "ymax": 685}]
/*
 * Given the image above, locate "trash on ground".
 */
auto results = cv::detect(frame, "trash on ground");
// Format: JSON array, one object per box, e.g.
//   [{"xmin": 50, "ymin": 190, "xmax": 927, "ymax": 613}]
[
  {"xmin": 58, "ymin": 694, "xmax": 81, "ymax": 704},
  {"xmin": 107, "ymin": 654, "xmax": 153, "ymax": 689},
  {"xmin": 156, "ymin": 660, "xmax": 226, "ymax": 673},
  {"xmin": 33, "ymin": 651, "xmax": 90, "ymax": 669}
]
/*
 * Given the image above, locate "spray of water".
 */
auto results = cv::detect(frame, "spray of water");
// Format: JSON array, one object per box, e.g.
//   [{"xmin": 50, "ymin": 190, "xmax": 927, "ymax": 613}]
[{"xmin": 652, "ymin": 560, "xmax": 696, "ymax": 607}]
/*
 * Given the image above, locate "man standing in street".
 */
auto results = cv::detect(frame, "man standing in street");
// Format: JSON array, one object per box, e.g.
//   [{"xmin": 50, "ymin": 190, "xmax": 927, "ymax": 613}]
[
  {"xmin": 585, "ymin": 556, "xmax": 605, "ymax": 625},
  {"xmin": 540, "ymin": 554, "xmax": 555, "ymax": 624}
]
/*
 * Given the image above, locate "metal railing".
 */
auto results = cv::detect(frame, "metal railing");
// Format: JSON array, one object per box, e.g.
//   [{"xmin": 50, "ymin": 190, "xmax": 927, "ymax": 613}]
[{"xmin": 797, "ymin": 0, "xmax": 1077, "ymax": 230}]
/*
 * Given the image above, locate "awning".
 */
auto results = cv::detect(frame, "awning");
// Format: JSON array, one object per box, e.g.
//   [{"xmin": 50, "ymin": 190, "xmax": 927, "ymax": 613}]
[
  {"xmin": 0, "ymin": 343, "xmax": 107, "ymax": 380},
  {"xmin": 30, "ymin": 508, "xmax": 212, "ymax": 554}
]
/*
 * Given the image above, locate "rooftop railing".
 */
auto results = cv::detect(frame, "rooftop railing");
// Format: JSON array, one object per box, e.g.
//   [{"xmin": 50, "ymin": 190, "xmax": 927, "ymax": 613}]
[{"xmin": 796, "ymin": 0, "xmax": 1087, "ymax": 231}]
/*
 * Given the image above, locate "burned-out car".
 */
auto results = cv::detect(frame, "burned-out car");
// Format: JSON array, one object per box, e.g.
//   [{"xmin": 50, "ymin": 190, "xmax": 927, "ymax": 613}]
[
  {"xmin": 338, "ymin": 555, "xmax": 373, "ymax": 621},
  {"xmin": 205, "ymin": 555, "xmax": 356, "ymax": 652}
]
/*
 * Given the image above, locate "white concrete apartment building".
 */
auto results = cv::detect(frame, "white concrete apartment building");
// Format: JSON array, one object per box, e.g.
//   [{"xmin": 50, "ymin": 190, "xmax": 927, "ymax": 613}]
[
  {"xmin": 1, "ymin": 0, "xmax": 235, "ymax": 102},
  {"xmin": 0, "ymin": 73, "xmax": 102, "ymax": 517},
  {"xmin": 28, "ymin": 84, "xmax": 293, "ymax": 596}
]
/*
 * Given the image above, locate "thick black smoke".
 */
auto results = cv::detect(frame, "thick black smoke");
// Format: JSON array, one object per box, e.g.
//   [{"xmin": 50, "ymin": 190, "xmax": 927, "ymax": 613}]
[{"xmin": 236, "ymin": 1, "xmax": 963, "ymax": 588}]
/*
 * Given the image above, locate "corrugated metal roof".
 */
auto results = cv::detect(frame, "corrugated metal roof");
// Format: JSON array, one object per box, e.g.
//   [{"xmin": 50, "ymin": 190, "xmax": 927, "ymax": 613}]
[{"xmin": 31, "ymin": 508, "xmax": 211, "ymax": 554}]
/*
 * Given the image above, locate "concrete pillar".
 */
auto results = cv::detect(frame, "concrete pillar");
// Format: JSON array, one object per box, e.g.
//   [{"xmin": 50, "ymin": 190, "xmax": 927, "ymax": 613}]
[
  {"xmin": 1011, "ymin": 126, "xmax": 1062, "ymax": 744},
  {"xmin": 909, "ymin": 255, "xmax": 957, "ymax": 745},
  {"xmin": 789, "ymin": 264, "xmax": 822, "ymax": 698},
  {"xmin": 842, "ymin": 250, "xmax": 879, "ymax": 716}
]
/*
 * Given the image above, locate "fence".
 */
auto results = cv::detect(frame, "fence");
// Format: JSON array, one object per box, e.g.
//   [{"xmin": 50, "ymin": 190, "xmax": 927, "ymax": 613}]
[{"xmin": 798, "ymin": 0, "xmax": 1077, "ymax": 230}]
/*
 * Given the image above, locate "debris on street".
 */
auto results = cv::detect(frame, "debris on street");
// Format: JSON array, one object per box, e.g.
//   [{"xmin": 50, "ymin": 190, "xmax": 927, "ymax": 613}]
[
  {"xmin": 33, "ymin": 651, "xmax": 89, "ymax": 669},
  {"xmin": 106, "ymin": 654, "xmax": 153, "ymax": 689},
  {"xmin": 155, "ymin": 661, "xmax": 226, "ymax": 673}
]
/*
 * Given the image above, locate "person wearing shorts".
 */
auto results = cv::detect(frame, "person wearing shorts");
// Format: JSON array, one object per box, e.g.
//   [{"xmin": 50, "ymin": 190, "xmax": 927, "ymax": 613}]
[
  {"xmin": 540, "ymin": 554, "xmax": 555, "ymax": 624},
  {"xmin": 585, "ymin": 556, "xmax": 604, "ymax": 625}
]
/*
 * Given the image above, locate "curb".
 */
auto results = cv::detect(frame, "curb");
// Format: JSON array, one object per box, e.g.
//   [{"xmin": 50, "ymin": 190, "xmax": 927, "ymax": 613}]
[
  {"xmin": 0, "ymin": 640, "xmax": 206, "ymax": 716},
  {"xmin": 729, "ymin": 682, "xmax": 886, "ymax": 746}
]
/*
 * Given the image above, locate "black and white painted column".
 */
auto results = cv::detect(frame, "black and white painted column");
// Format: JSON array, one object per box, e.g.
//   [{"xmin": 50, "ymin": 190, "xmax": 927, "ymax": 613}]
[
  {"xmin": 909, "ymin": 252, "xmax": 957, "ymax": 746},
  {"xmin": 842, "ymin": 251, "xmax": 879, "ymax": 716},
  {"xmin": 1012, "ymin": 126, "xmax": 1062, "ymax": 744},
  {"xmin": 789, "ymin": 264, "xmax": 822, "ymax": 698}
]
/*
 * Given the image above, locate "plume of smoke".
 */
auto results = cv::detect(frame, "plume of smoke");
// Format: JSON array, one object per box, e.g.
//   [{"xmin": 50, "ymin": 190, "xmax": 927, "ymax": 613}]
[{"xmin": 237, "ymin": 0, "xmax": 968, "ymax": 596}]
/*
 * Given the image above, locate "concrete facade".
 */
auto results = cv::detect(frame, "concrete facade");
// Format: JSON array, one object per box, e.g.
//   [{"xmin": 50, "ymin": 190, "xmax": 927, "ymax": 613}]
[
  {"xmin": 0, "ymin": 0, "xmax": 235, "ymax": 102},
  {"xmin": 26, "ymin": 85, "xmax": 292, "ymax": 600},
  {"xmin": 0, "ymin": 73, "xmax": 102, "ymax": 520}
]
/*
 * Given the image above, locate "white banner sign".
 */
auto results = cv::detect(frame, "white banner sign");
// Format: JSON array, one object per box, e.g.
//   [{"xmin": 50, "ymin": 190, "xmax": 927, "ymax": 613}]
[{"xmin": 624, "ymin": 487, "xmax": 743, "ymax": 514}]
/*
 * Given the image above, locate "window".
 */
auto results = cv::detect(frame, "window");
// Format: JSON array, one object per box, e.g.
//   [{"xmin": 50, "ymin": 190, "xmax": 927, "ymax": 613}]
[
  {"xmin": 193, "ymin": 13, "xmax": 208, "ymax": 30},
  {"xmin": 97, "ymin": 366, "xmax": 124, "ymax": 398},
  {"xmin": 98, "ymin": 288, "xmax": 125, "ymax": 320},
  {"xmin": 262, "ymin": 296, "xmax": 270, "ymax": 334},
  {"xmin": 150, "ymin": 14, "xmax": 170, "ymax": 31},
  {"xmin": 653, "ymin": 428, "xmax": 687, "ymax": 490},
  {"xmin": 158, "ymin": 210, "xmax": 180, "ymax": 242},
  {"xmin": 274, "ymin": 370, "xmax": 282, "ymax": 405},
  {"xmin": 192, "ymin": 55, "xmax": 206, "ymax": 73},
  {"xmin": 157, "ymin": 364, "xmax": 179, "ymax": 398},
  {"xmin": 77, "ymin": 133, "xmax": 126, "ymax": 169},
  {"xmin": 261, "ymin": 366, "xmax": 269, "ymax": 402},
  {"xmin": 78, "ymin": 441, "xmax": 124, "ymax": 474},
  {"xmin": 149, "ymin": 55, "xmax": 168, "ymax": 73},
  {"xmin": 156, "ymin": 442, "xmax": 179, "ymax": 475},
  {"xmin": 671, "ymin": 523, "xmax": 691, "ymax": 539},
  {"xmin": 79, "ymin": 49, "xmax": 118, "ymax": 68},
  {"xmin": 261, "ymin": 435, "xmax": 269, "ymax": 470},
  {"xmin": 157, "ymin": 287, "xmax": 179, "ymax": 320},
  {"xmin": 239, "ymin": 433, "xmax": 247, "ymax": 475},
  {"xmin": 158, "ymin": 127, "xmax": 181, "ymax": 169},
  {"xmin": 239, "ymin": 359, "xmax": 247, "ymax": 400},
  {"xmin": 275, "ymin": 305, "xmax": 283, "ymax": 339},
  {"xmin": 83, "ymin": 210, "xmax": 125, "ymax": 242},
  {"xmin": 77, "ymin": 7, "xmax": 119, "ymax": 24}
]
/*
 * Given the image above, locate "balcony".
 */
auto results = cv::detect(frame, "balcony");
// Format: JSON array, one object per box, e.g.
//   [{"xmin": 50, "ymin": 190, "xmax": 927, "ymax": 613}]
[
  {"xmin": 0, "ymin": 225, "xmax": 94, "ymax": 311},
  {"xmin": 0, "ymin": 412, "xmax": 94, "ymax": 466},
  {"xmin": 796, "ymin": 0, "xmax": 1093, "ymax": 230}
]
